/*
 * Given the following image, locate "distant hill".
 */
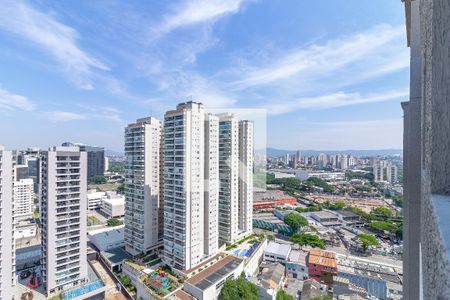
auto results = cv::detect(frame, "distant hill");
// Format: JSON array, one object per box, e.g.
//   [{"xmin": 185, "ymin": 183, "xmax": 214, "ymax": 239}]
[
  {"xmin": 105, "ymin": 149, "xmax": 124, "ymax": 157},
  {"xmin": 263, "ymin": 148, "xmax": 402, "ymax": 157}
]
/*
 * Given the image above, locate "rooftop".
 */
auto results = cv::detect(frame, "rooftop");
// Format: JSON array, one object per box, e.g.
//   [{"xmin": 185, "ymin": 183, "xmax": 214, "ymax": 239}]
[
  {"xmin": 311, "ymin": 211, "xmax": 339, "ymax": 219},
  {"xmin": 265, "ymin": 241, "xmax": 292, "ymax": 257},
  {"xmin": 102, "ymin": 196, "xmax": 125, "ymax": 205},
  {"xmin": 101, "ymin": 247, "xmax": 132, "ymax": 266},
  {"xmin": 88, "ymin": 225, "xmax": 124, "ymax": 248},
  {"xmin": 308, "ymin": 248, "xmax": 337, "ymax": 269},
  {"xmin": 288, "ymin": 250, "xmax": 308, "ymax": 265},
  {"xmin": 335, "ymin": 210, "xmax": 359, "ymax": 218},
  {"xmin": 185, "ymin": 255, "xmax": 244, "ymax": 291},
  {"xmin": 173, "ymin": 290, "xmax": 195, "ymax": 300},
  {"xmin": 259, "ymin": 262, "xmax": 286, "ymax": 290},
  {"xmin": 253, "ymin": 190, "xmax": 296, "ymax": 202}
]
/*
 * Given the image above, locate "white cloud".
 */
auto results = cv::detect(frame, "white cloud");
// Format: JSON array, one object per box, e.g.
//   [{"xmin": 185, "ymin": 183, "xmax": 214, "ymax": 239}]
[
  {"xmin": 75, "ymin": 104, "xmax": 125, "ymax": 124},
  {"xmin": 47, "ymin": 111, "xmax": 87, "ymax": 122},
  {"xmin": 266, "ymin": 89, "xmax": 409, "ymax": 115},
  {"xmin": 231, "ymin": 24, "xmax": 408, "ymax": 90},
  {"xmin": 154, "ymin": 0, "xmax": 247, "ymax": 35},
  {"xmin": 0, "ymin": 88, "xmax": 35, "ymax": 111},
  {"xmin": 0, "ymin": 0, "xmax": 109, "ymax": 90}
]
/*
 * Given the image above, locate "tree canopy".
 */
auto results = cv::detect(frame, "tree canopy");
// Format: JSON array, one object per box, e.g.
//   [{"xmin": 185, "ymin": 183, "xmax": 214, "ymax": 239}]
[
  {"xmin": 323, "ymin": 200, "xmax": 345, "ymax": 210},
  {"xmin": 109, "ymin": 162, "xmax": 125, "ymax": 173},
  {"xmin": 219, "ymin": 273, "xmax": 259, "ymax": 300},
  {"xmin": 290, "ymin": 233, "xmax": 325, "ymax": 249},
  {"xmin": 117, "ymin": 183, "xmax": 125, "ymax": 194},
  {"xmin": 295, "ymin": 205, "xmax": 322, "ymax": 213},
  {"xmin": 392, "ymin": 195, "xmax": 403, "ymax": 207},
  {"xmin": 284, "ymin": 213, "xmax": 308, "ymax": 231},
  {"xmin": 90, "ymin": 175, "xmax": 107, "ymax": 184},
  {"xmin": 372, "ymin": 206, "xmax": 393, "ymax": 218},
  {"xmin": 306, "ymin": 177, "xmax": 334, "ymax": 193},
  {"xmin": 357, "ymin": 234, "xmax": 380, "ymax": 251},
  {"xmin": 107, "ymin": 218, "xmax": 124, "ymax": 227},
  {"xmin": 369, "ymin": 220, "xmax": 397, "ymax": 232},
  {"xmin": 276, "ymin": 289, "xmax": 294, "ymax": 300}
]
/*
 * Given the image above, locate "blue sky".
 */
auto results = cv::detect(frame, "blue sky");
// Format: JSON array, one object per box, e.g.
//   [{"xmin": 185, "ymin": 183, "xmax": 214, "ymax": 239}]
[{"xmin": 0, "ymin": 0, "xmax": 409, "ymax": 152}]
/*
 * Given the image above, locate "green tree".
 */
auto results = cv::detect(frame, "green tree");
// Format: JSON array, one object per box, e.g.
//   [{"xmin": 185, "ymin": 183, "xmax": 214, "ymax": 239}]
[
  {"xmin": 90, "ymin": 175, "xmax": 107, "ymax": 184},
  {"xmin": 369, "ymin": 221, "xmax": 397, "ymax": 232},
  {"xmin": 372, "ymin": 206, "xmax": 393, "ymax": 218},
  {"xmin": 295, "ymin": 205, "xmax": 322, "ymax": 213},
  {"xmin": 357, "ymin": 234, "xmax": 380, "ymax": 251},
  {"xmin": 109, "ymin": 162, "xmax": 125, "ymax": 173},
  {"xmin": 324, "ymin": 200, "xmax": 346, "ymax": 210},
  {"xmin": 284, "ymin": 213, "xmax": 308, "ymax": 231},
  {"xmin": 349, "ymin": 207, "xmax": 373, "ymax": 222},
  {"xmin": 392, "ymin": 195, "xmax": 403, "ymax": 207},
  {"xmin": 117, "ymin": 183, "xmax": 125, "ymax": 194},
  {"xmin": 276, "ymin": 289, "xmax": 294, "ymax": 300},
  {"xmin": 219, "ymin": 273, "xmax": 259, "ymax": 300},
  {"xmin": 120, "ymin": 275, "xmax": 131, "ymax": 286},
  {"xmin": 107, "ymin": 218, "xmax": 124, "ymax": 227},
  {"xmin": 306, "ymin": 177, "xmax": 334, "ymax": 193},
  {"xmin": 291, "ymin": 233, "xmax": 325, "ymax": 249}
]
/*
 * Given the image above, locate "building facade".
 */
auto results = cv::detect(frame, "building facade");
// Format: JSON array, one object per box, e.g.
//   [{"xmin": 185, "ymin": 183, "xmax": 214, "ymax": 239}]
[
  {"xmin": 238, "ymin": 120, "xmax": 253, "ymax": 235},
  {"xmin": 40, "ymin": 146, "xmax": 88, "ymax": 296},
  {"xmin": 62, "ymin": 143, "xmax": 105, "ymax": 182},
  {"xmin": 0, "ymin": 146, "xmax": 16, "ymax": 300},
  {"xmin": 204, "ymin": 114, "xmax": 219, "ymax": 257},
  {"xmin": 124, "ymin": 117, "xmax": 163, "ymax": 256},
  {"xmin": 218, "ymin": 113, "xmax": 239, "ymax": 244},
  {"xmin": 163, "ymin": 102, "xmax": 206, "ymax": 270},
  {"xmin": 13, "ymin": 178, "xmax": 34, "ymax": 221},
  {"xmin": 402, "ymin": 0, "xmax": 450, "ymax": 298}
]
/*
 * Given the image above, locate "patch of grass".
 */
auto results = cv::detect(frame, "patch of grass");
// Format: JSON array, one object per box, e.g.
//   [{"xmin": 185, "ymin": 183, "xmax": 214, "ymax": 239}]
[{"xmin": 88, "ymin": 215, "xmax": 102, "ymax": 226}]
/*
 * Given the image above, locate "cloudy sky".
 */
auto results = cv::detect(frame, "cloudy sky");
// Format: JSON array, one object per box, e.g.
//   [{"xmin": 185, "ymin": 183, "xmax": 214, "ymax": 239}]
[{"xmin": 0, "ymin": 0, "xmax": 409, "ymax": 152}]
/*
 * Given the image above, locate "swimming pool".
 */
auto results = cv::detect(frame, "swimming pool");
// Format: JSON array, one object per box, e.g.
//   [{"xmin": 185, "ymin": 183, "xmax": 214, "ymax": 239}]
[{"xmin": 63, "ymin": 280, "xmax": 104, "ymax": 300}]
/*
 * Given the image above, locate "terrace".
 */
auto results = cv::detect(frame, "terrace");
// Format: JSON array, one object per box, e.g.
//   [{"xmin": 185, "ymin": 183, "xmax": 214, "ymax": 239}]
[
  {"xmin": 225, "ymin": 234, "xmax": 264, "ymax": 257},
  {"xmin": 141, "ymin": 266, "xmax": 181, "ymax": 297}
]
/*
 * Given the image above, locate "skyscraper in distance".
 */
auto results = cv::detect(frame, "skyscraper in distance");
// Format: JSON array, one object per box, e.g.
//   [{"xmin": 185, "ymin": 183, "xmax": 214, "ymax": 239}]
[{"xmin": 62, "ymin": 142, "xmax": 105, "ymax": 182}]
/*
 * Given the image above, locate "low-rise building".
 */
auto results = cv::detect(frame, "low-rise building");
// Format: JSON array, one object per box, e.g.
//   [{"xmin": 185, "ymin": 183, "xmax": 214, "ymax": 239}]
[
  {"xmin": 336, "ymin": 255, "xmax": 403, "ymax": 300},
  {"xmin": 87, "ymin": 190, "xmax": 105, "ymax": 210},
  {"xmin": 14, "ymin": 222, "xmax": 37, "ymax": 240},
  {"xmin": 183, "ymin": 255, "xmax": 245, "ymax": 300},
  {"xmin": 253, "ymin": 190, "xmax": 297, "ymax": 209},
  {"xmin": 252, "ymin": 262, "xmax": 285, "ymax": 300},
  {"xmin": 101, "ymin": 192, "xmax": 125, "ymax": 218},
  {"xmin": 285, "ymin": 249, "xmax": 308, "ymax": 280},
  {"xmin": 13, "ymin": 178, "xmax": 34, "ymax": 221},
  {"xmin": 88, "ymin": 225, "xmax": 125, "ymax": 251},
  {"xmin": 335, "ymin": 210, "xmax": 361, "ymax": 224},
  {"xmin": 308, "ymin": 248, "xmax": 338, "ymax": 284},
  {"xmin": 263, "ymin": 242, "xmax": 291, "ymax": 263},
  {"xmin": 310, "ymin": 211, "xmax": 341, "ymax": 226}
]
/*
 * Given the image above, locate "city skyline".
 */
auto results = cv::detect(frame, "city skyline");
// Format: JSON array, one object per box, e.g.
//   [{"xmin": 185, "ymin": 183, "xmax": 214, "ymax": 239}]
[{"xmin": 0, "ymin": 0, "xmax": 408, "ymax": 151}]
